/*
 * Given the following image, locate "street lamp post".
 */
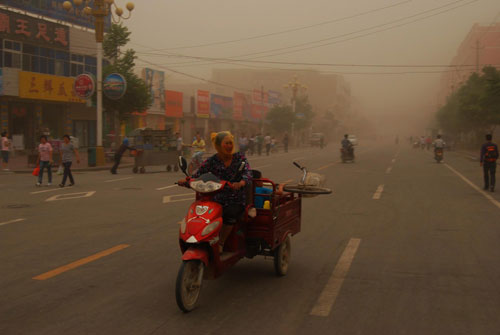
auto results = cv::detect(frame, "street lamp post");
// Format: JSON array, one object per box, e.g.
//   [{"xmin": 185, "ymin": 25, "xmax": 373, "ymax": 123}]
[
  {"xmin": 63, "ymin": 0, "xmax": 134, "ymax": 165},
  {"xmin": 284, "ymin": 75, "xmax": 307, "ymax": 147}
]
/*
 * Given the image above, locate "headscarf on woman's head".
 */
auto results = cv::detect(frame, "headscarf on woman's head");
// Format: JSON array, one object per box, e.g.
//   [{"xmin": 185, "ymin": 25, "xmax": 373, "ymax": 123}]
[{"xmin": 211, "ymin": 131, "xmax": 234, "ymax": 156}]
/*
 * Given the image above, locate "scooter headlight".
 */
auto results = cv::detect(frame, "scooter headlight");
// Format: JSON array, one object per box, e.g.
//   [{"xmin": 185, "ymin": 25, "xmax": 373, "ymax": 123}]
[
  {"xmin": 190, "ymin": 180, "xmax": 223, "ymax": 193},
  {"xmin": 179, "ymin": 218, "xmax": 186, "ymax": 234},
  {"xmin": 201, "ymin": 220, "xmax": 221, "ymax": 236}
]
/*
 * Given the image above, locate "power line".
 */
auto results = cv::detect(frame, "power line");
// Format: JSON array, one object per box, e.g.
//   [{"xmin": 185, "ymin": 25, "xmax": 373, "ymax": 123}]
[
  {"xmin": 132, "ymin": 0, "xmax": 412, "ymax": 52},
  {"xmin": 137, "ymin": 0, "xmax": 477, "ymax": 68}
]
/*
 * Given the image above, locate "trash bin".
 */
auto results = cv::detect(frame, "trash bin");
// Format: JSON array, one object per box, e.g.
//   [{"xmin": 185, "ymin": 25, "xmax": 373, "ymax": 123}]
[{"xmin": 88, "ymin": 147, "xmax": 96, "ymax": 167}]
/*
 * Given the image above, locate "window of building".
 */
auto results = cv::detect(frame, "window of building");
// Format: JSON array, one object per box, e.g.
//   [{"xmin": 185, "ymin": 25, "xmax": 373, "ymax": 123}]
[
  {"xmin": 3, "ymin": 40, "xmax": 22, "ymax": 68},
  {"xmin": 71, "ymin": 53, "xmax": 85, "ymax": 77}
]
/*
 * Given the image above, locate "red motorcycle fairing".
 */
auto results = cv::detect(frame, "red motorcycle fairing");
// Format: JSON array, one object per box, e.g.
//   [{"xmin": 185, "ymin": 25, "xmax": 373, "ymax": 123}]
[
  {"xmin": 182, "ymin": 247, "xmax": 209, "ymax": 266},
  {"xmin": 180, "ymin": 200, "xmax": 224, "ymax": 245}
]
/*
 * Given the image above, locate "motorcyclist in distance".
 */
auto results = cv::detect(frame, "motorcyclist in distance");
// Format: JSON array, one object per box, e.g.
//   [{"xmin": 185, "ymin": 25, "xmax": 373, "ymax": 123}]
[
  {"xmin": 433, "ymin": 135, "xmax": 445, "ymax": 152},
  {"xmin": 341, "ymin": 134, "xmax": 353, "ymax": 153}
]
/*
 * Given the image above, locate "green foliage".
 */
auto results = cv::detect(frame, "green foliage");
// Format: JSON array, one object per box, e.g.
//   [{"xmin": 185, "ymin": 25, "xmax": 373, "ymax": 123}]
[
  {"xmin": 266, "ymin": 95, "xmax": 314, "ymax": 133},
  {"xmin": 266, "ymin": 105, "xmax": 294, "ymax": 133},
  {"xmin": 436, "ymin": 66, "xmax": 500, "ymax": 135},
  {"xmin": 102, "ymin": 24, "xmax": 152, "ymax": 120}
]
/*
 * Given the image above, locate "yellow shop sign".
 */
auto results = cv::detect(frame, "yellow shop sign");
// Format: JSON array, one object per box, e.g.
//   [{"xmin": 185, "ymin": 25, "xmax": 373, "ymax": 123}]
[{"xmin": 19, "ymin": 72, "xmax": 84, "ymax": 103}]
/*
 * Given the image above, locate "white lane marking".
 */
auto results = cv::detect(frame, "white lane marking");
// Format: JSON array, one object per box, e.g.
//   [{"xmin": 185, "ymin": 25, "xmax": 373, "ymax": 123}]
[
  {"xmin": 156, "ymin": 185, "xmax": 177, "ymax": 191},
  {"xmin": 104, "ymin": 177, "xmax": 133, "ymax": 183},
  {"xmin": 391, "ymin": 158, "xmax": 396, "ymax": 163},
  {"xmin": 372, "ymin": 184, "xmax": 384, "ymax": 200},
  {"xmin": 444, "ymin": 163, "xmax": 500, "ymax": 210},
  {"xmin": 31, "ymin": 188, "xmax": 67, "ymax": 194},
  {"xmin": 386, "ymin": 166, "xmax": 393, "ymax": 174},
  {"xmin": 46, "ymin": 191, "xmax": 96, "ymax": 202},
  {"xmin": 162, "ymin": 193, "xmax": 194, "ymax": 204},
  {"xmin": 310, "ymin": 238, "xmax": 361, "ymax": 317},
  {"xmin": 0, "ymin": 218, "xmax": 26, "ymax": 227},
  {"xmin": 253, "ymin": 164, "xmax": 272, "ymax": 169}
]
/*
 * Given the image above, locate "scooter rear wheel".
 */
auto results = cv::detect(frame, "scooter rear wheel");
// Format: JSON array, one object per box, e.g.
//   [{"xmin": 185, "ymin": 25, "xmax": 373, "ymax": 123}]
[
  {"xmin": 274, "ymin": 235, "xmax": 291, "ymax": 276},
  {"xmin": 175, "ymin": 260, "xmax": 204, "ymax": 312}
]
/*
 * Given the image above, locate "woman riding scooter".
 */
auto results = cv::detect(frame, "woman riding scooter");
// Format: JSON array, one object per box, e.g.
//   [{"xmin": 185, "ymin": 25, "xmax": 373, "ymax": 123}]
[{"xmin": 178, "ymin": 131, "xmax": 251, "ymax": 253}]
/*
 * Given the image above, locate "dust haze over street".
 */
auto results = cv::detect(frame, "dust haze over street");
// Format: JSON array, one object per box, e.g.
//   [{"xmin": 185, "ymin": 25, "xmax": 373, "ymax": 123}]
[{"xmin": 1, "ymin": 0, "xmax": 500, "ymax": 334}]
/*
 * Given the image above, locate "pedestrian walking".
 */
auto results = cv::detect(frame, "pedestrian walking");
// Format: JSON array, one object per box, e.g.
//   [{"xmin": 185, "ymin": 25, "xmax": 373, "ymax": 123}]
[
  {"xmin": 480, "ymin": 134, "xmax": 498, "ymax": 192},
  {"xmin": 59, "ymin": 135, "xmax": 80, "ymax": 187},
  {"xmin": 175, "ymin": 132, "xmax": 184, "ymax": 156},
  {"xmin": 256, "ymin": 133, "xmax": 263, "ymax": 156},
  {"xmin": 239, "ymin": 133, "xmax": 248, "ymax": 155},
  {"xmin": 264, "ymin": 133, "xmax": 271, "ymax": 156},
  {"xmin": 1, "ymin": 131, "xmax": 11, "ymax": 171},
  {"xmin": 36, "ymin": 135, "xmax": 53, "ymax": 186},
  {"xmin": 248, "ymin": 134, "xmax": 255, "ymax": 155},
  {"xmin": 110, "ymin": 137, "xmax": 133, "ymax": 174}
]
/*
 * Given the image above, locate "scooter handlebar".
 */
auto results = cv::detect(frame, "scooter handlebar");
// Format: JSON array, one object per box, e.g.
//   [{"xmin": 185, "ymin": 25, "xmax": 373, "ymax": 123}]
[{"xmin": 293, "ymin": 161, "xmax": 303, "ymax": 170}]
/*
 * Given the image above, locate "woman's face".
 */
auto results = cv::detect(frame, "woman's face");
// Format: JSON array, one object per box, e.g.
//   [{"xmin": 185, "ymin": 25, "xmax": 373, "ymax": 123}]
[
  {"xmin": 221, "ymin": 136, "xmax": 233, "ymax": 155},
  {"xmin": 41, "ymin": 137, "xmax": 46, "ymax": 144},
  {"xmin": 64, "ymin": 137, "xmax": 70, "ymax": 144}
]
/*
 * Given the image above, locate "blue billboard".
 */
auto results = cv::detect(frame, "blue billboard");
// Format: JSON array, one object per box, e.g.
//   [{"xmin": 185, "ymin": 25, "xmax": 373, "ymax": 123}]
[
  {"xmin": 4, "ymin": 0, "xmax": 111, "ymax": 29},
  {"xmin": 210, "ymin": 94, "xmax": 233, "ymax": 119}
]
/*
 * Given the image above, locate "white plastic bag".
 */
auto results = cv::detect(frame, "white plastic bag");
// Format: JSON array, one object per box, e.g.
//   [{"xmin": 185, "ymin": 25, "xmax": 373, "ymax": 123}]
[{"xmin": 57, "ymin": 165, "xmax": 63, "ymax": 175}]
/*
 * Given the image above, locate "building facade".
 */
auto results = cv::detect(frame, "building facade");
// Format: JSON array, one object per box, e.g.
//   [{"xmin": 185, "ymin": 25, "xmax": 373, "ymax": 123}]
[
  {"xmin": 438, "ymin": 23, "xmax": 500, "ymax": 105},
  {"xmin": 0, "ymin": 7, "xmax": 98, "ymax": 150}
]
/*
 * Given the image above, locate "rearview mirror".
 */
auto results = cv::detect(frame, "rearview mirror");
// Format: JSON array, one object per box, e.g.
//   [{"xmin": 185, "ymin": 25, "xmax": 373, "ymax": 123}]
[{"xmin": 178, "ymin": 156, "xmax": 188, "ymax": 176}]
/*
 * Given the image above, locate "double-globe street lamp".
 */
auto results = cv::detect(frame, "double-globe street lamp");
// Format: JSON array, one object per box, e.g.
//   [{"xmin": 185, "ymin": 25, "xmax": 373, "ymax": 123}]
[
  {"xmin": 284, "ymin": 75, "xmax": 307, "ymax": 146},
  {"xmin": 63, "ymin": 0, "xmax": 134, "ymax": 165}
]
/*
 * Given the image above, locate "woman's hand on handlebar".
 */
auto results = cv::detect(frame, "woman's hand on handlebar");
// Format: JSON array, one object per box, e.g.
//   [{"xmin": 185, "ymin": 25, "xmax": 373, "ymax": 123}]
[
  {"xmin": 230, "ymin": 180, "xmax": 245, "ymax": 190},
  {"xmin": 177, "ymin": 178, "xmax": 189, "ymax": 187}
]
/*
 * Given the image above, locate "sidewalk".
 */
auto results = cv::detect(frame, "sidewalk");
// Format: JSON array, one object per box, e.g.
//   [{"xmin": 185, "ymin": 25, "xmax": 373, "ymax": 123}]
[{"xmin": 1, "ymin": 151, "xmax": 134, "ymax": 174}]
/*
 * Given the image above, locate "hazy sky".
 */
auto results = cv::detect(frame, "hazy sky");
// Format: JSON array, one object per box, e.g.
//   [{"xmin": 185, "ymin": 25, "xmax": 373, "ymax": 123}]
[{"xmin": 123, "ymin": 0, "xmax": 499, "ymax": 132}]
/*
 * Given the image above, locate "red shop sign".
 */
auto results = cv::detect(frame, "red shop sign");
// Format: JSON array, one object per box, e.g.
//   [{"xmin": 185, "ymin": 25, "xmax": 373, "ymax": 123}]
[{"xmin": 73, "ymin": 74, "xmax": 95, "ymax": 99}]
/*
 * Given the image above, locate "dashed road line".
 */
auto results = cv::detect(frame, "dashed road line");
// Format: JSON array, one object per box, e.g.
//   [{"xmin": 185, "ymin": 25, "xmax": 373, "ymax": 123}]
[
  {"xmin": 104, "ymin": 177, "xmax": 133, "ymax": 183},
  {"xmin": 310, "ymin": 238, "xmax": 361, "ymax": 317},
  {"xmin": 0, "ymin": 218, "xmax": 26, "ymax": 227},
  {"xmin": 163, "ymin": 193, "xmax": 194, "ymax": 204},
  {"xmin": 372, "ymin": 184, "xmax": 384, "ymax": 200},
  {"xmin": 317, "ymin": 162, "xmax": 338, "ymax": 171},
  {"xmin": 31, "ymin": 188, "xmax": 67, "ymax": 195},
  {"xmin": 444, "ymin": 163, "xmax": 500, "ymax": 210},
  {"xmin": 156, "ymin": 185, "xmax": 177, "ymax": 191},
  {"xmin": 391, "ymin": 158, "xmax": 396, "ymax": 163},
  {"xmin": 46, "ymin": 191, "xmax": 96, "ymax": 202},
  {"xmin": 32, "ymin": 244, "xmax": 130, "ymax": 280},
  {"xmin": 386, "ymin": 166, "xmax": 393, "ymax": 174}
]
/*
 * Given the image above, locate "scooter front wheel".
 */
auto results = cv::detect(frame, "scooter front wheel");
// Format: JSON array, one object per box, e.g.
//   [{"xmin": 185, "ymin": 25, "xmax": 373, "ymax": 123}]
[{"xmin": 175, "ymin": 260, "xmax": 204, "ymax": 312}]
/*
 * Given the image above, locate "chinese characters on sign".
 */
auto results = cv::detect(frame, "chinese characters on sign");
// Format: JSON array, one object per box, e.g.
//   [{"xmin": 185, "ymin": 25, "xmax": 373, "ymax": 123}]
[
  {"xmin": 165, "ymin": 90, "xmax": 183, "ymax": 118},
  {"xmin": 19, "ymin": 72, "xmax": 84, "ymax": 103},
  {"xmin": 0, "ymin": 9, "xmax": 70, "ymax": 49},
  {"xmin": 3, "ymin": 0, "xmax": 110, "ymax": 30},
  {"xmin": 196, "ymin": 90, "xmax": 210, "ymax": 118}
]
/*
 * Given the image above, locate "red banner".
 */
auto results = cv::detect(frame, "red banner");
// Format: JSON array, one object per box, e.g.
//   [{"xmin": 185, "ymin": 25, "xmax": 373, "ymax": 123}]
[
  {"xmin": 165, "ymin": 90, "xmax": 183, "ymax": 117},
  {"xmin": 253, "ymin": 89, "xmax": 268, "ymax": 105},
  {"xmin": 197, "ymin": 90, "xmax": 210, "ymax": 118},
  {"xmin": 233, "ymin": 92, "xmax": 245, "ymax": 121},
  {"xmin": 251, "ymin": 104, "xmax": 268, "ymax": 121}
]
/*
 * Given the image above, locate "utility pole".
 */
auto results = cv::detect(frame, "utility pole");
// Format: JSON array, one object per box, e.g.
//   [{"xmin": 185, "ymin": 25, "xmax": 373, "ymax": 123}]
[{"xmin": 476, "ymin": 39, "xmax": 480, "ymax": 73}]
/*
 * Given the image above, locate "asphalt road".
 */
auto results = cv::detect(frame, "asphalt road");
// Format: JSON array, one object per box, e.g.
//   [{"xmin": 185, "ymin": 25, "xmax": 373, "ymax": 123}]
[{"xmin": 1, "ymin": 141, "xmax": 500, "ymax": 335}]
